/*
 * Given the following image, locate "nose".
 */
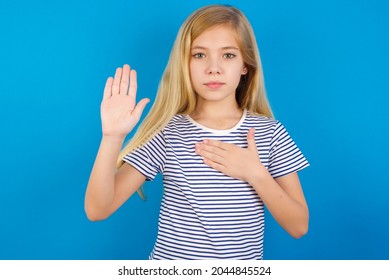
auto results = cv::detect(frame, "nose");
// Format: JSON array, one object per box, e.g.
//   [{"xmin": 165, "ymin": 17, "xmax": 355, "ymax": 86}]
[{"xmin": 206, "ymin": 56, "xmax": 222, "ymax": 75}]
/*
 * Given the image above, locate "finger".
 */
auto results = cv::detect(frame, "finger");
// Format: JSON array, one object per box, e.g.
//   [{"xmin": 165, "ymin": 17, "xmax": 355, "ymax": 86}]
[
  {"xmin": 197, "ymin": 148, "xmax": 225, "ymax": 164},
  {"xmin": 196, "ymin": 142, "xmax": 227, "ymax": 158},
  {"xmin": 247, "ymin": 128, "xmax": 257, "ymax": 151},
  {"xmin": 120, "ymin": 64, "xmax": 130, "ymax": 95},
  {"xmin": 112, "ymin": 67, "xmax": 122, "ymax": 95},
  {"xmin": 203, "ymin": 158, "xmax": 226, "ymax": 174},
  {"xmin": 195, "ymin": 143, "xmax": 225, "ymax": 164},
  {"xmin": 203, "ymin": 139, "xmax": 230, "ymax": 151},
  {"xmin": 103, "ymin": 77, "xmax": 113, "ymax": 100},
  {"xmin": 131, "ymin": 98, "xmax": 150, "ymax": 118},
  {"xmin": 128, "ymin": 69, "xmax": 138, "ymax": 99}
]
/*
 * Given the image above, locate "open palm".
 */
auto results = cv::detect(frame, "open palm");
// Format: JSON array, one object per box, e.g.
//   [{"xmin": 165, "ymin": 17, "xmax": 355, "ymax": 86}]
[{"xmin": 101, "ymin": 64, "xmax": 149, "ymax": 139}]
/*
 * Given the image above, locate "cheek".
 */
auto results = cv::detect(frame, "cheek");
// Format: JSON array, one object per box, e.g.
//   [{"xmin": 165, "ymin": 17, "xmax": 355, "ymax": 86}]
[
  {"xmin": 231, "ymin": 68, "xmax": 244, "ymax": 85},
  {"xmin": 189, "ymin": 62, "xmax": 194, "ymax": 78},
  {"xmin": 189, "ymin": 62, "xmax": 201, "ymax": 83}
]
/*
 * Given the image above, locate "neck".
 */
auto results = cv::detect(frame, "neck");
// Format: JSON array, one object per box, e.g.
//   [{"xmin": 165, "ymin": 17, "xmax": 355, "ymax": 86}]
[
  {"xmin": 189, "ymin": 99, "xmax": 243, "ymax": 130},
  {"xmin": 191, "ymin": 98, "xmax": 241, "ymax": 120}
]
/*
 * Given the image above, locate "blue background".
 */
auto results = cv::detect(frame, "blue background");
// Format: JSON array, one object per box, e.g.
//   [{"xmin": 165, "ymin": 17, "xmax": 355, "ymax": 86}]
[{"xmin": 0, "ymin": 0, "xmax": 388, "ymax": 260}]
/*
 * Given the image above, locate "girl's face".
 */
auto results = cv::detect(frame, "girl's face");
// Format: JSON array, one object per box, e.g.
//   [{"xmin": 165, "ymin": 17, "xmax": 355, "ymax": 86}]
[{"xmin": 189, "ymin": 24, "xmax": 247, "ymax": 106}]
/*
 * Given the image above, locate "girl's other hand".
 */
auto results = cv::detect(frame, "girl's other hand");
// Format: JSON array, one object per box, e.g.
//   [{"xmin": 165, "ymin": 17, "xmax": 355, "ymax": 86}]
[
  {"xmin": 100, "ymin": 64, "xmax": 150, "ymax": 140},
  {"xmin": 195, "ymin": 128, "xmax": 268, "ymax": 184}
]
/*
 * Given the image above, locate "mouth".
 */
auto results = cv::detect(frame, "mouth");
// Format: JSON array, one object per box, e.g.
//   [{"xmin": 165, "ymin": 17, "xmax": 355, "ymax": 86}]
[{"xmin": 204, "ymin": 82, "xmax": 225, "ymax": 89}]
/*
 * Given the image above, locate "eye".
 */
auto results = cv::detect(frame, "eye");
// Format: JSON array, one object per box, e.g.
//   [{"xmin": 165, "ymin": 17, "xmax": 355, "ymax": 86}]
[
  {"xmin": 223, "ymin": 52, "xmax": 236, "ymax": 59},
  {"xmin": 192, "ymin": 53, "xmax": 206, "ymax": 59}
]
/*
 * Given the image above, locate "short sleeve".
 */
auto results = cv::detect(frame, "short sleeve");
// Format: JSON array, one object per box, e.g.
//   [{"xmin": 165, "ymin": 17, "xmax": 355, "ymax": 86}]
[
  {"xmin": 268, "ymin": 121, "xmax": 309, "ymax": 178},
  {"xmin": 122, "ymin": 130, "xmax": 166, "ymax": 181}
]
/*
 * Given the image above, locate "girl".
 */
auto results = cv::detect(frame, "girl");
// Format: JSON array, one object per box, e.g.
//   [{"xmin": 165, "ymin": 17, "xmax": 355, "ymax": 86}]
[{"xmin": 85, "ymin": 4, "xmax": 309, "ymax": 260}]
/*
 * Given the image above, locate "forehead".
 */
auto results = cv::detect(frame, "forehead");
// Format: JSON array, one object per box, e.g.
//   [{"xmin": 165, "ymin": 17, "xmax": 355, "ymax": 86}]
[{"xmin": 191, "ymin": 24, "xmax": 239, "ymax": 48}]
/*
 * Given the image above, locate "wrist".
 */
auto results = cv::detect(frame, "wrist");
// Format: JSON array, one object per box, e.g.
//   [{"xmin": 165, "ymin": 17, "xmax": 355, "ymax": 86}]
[
  {"xmin": 101, "ymin": 134, "xmax": 126, "ymax": 145},
  {"xmin": 247, "ymin": 163, "xmax": 272, "ymax": 186}
]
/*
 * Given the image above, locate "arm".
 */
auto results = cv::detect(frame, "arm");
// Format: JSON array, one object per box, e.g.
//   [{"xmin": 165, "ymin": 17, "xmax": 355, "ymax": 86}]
[
  {"xmin": 84, "ymin": 64, "xmax": 149, "ymax": 221},
  {"xmin": 85, "ymin": 137, "xmax": 147, "ymax": 221},
  {"xmin": 195, "ymin": 128, "xmax": 309, "ymax": 238},
  {"xmin": 249, "ymin": 170, "xmax": 308, "ymax": 238}
]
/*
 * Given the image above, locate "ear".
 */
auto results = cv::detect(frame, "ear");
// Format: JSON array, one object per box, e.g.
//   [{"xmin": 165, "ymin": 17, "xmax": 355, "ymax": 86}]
[{"xmin": 242, "ymin": 67, "xmax": 248, "ymax": 75}]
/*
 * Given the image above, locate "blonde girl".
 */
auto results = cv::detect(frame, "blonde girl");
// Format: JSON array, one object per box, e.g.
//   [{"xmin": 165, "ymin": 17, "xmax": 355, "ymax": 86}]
[{"xmin": 85, "ymin": 4, "xmax": 309, "ymax": 260}]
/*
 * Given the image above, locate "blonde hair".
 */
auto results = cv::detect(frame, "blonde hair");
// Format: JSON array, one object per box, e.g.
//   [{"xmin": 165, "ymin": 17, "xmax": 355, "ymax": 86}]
[{"xmin": 117, "ymin": 5, "xmax": 273, "ymax": 197}]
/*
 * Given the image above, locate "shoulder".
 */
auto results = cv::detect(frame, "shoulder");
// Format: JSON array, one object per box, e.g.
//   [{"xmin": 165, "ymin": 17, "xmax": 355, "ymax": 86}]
[
  {"xmin": 163, "ymin": 114, "xmax": 193, "ymax": 132},
  {"xmin": 245, "ymin": 111, "xmax": 280, "ymax": 131}
]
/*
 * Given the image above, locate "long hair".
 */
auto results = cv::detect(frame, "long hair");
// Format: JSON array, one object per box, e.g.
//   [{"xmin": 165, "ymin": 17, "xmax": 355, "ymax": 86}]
[{"xmin": 117, "ymin": 5, "xmax": 273, "ymax": 198}]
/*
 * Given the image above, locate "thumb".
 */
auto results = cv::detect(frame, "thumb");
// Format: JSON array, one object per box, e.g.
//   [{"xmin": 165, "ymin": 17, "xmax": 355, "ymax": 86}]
[
  {"xmin": 132, "ymin": 98, "xmax": 150, "ymax": 117},
  {"xmin": 247, "ymin": 128, "xmax": 257, "ymax": 152}
]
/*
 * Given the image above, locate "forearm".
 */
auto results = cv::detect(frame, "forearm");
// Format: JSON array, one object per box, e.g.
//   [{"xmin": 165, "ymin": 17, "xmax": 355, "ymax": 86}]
[
  {"xmin": 249, "ymin": 170, "xmax": 309, "ymax": 238},
  {"xmin": 85, "ymin": 136, "xmax": 125, "ymax": 219}
]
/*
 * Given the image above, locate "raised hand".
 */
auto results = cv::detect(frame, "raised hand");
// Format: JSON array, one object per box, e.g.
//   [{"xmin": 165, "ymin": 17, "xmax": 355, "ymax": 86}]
[
  {"xmin": 195, "ymin": 128, "xmax": 269, "ymax": 183},
  {"xmin": 100, "ymin": 64, "xmax": 150, "ymax": 140}
]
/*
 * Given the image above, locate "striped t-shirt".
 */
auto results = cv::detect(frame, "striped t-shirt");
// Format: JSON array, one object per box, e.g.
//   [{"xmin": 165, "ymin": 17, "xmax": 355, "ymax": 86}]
[{"xmin": 123, "ymin": 109, "xmax": 309, "ymax": 259}]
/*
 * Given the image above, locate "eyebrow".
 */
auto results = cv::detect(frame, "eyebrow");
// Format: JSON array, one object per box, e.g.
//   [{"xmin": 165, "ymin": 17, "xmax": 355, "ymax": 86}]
[{"xmin": 191, "ymin": 46, "xmax": 239, "ymax": 50}]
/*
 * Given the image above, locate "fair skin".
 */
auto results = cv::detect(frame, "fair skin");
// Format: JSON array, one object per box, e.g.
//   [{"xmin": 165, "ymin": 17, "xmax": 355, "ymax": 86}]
[{"xmin": 85, "ymin": 24, "xmax": 308, "ymax": 238}]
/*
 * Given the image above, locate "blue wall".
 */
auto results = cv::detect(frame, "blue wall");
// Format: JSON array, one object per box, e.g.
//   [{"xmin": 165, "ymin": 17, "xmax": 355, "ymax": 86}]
[{"xmin": 0, "ymin": 0, "xmax": 388, "ymax": 259}]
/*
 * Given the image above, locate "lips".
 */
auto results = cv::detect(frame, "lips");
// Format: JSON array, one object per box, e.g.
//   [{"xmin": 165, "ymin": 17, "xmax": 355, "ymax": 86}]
[{"xmin": 204, "ymin": 81, "xmax": 225, "ymax": 89}]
